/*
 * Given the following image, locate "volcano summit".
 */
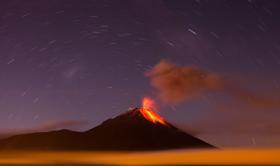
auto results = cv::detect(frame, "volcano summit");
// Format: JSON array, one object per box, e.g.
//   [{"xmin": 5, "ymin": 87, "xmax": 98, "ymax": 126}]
[{"xmin": 0, "ymin": 108, "xmax": 214, "ymax": 151}]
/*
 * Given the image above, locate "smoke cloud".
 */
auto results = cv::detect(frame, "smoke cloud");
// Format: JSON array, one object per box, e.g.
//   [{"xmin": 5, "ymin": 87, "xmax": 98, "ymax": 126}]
[
  {"xmin": 146, "ymin": 60, "xmax": 224, "ymax": 103},
  {"xmin": 146, "ymin": 60, "xmax": 280, "ymax": 109}
]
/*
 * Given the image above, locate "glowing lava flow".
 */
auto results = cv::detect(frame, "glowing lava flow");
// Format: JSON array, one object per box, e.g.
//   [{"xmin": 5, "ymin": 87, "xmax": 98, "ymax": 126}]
[{"xmin": 140, "ymin": 97, "xmax": 166, "ymax": 125}]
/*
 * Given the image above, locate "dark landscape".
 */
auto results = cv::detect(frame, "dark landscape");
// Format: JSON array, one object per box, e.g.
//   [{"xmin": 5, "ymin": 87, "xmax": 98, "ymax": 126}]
[
  {"xmin": 0, "ymin": 0, "xmax": 280, "ymax": 165},
  {"xmin": 0, "ymin": 108, "xmax": 214, "ymax": 150}
]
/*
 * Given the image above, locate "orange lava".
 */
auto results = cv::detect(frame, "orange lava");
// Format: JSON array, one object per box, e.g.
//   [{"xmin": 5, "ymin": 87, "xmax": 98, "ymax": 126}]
[{"xmin": 140, "ymin": 97, "xmax": 166, "ymax": 125}]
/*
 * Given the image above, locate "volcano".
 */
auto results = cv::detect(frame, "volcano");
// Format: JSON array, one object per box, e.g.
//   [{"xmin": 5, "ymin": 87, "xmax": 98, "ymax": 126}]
[{"xmin": 0, "ymin": 108, "xmax": 214, "ymax": 150}]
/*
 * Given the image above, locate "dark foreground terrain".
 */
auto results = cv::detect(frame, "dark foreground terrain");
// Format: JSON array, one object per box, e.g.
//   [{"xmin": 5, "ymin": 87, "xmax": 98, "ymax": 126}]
[{"xmin": 0, "ymin": 108, "xmax": 213, "ymax": 151}]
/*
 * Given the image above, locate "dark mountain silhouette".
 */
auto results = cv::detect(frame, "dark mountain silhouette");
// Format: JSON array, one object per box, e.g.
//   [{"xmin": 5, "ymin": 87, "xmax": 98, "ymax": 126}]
[{"xmin": 0, "ymin": 108, "xmax": 214, "ymax": 150}]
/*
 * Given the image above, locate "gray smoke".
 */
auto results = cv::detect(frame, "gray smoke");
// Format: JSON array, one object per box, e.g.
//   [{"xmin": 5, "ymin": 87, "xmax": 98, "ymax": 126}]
[{"xmin": 146, "ymin": 60, "xmax": 280, "ymax": 109}]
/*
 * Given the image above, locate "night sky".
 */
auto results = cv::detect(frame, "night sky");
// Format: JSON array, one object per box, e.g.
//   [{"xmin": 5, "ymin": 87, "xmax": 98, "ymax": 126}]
[{"xmin": 0, "ymin": 0, "xmax": 280, "ymax": 147}]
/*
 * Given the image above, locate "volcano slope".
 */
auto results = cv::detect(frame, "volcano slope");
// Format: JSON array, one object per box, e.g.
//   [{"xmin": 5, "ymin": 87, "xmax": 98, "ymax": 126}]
[{"xmin": 0, "ymin": 108, "xmax": 215, "ymax": 151}]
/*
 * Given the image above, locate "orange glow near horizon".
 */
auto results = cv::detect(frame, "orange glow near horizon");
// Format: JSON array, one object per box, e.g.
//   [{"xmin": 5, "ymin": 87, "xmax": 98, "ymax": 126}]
[
  {"xmin": 140, "ymin": 97, "xmax": 166, "ymax": 125},
  {"xmin": 0, "ymin": 149, "xmax": 280, "ymax": 165}
]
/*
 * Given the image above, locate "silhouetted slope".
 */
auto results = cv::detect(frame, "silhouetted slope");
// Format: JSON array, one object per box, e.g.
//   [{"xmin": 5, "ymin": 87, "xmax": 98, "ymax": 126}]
[
  {"xmin": 0, "ymin": 108, "xmax": 214, "ymax": 150},
  {"xmin": 0, "ymin": 130, "xmax": 85, "ymax": 150}
]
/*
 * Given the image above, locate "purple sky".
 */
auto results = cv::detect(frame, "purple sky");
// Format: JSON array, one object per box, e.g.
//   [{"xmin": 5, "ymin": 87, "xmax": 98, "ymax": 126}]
[{"xmin": 0, "ymin": 0, "xmax": 280, "ymax": 147}]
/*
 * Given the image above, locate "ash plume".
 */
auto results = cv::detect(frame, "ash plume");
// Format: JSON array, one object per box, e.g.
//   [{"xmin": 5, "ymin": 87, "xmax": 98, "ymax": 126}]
[
  {"xmin": 146, "ymin": 60, "xmax": 280, "ymax": 109},
  {"xmin": 146, "ymin": 60, "xmax": 223, "ymax": 103}
]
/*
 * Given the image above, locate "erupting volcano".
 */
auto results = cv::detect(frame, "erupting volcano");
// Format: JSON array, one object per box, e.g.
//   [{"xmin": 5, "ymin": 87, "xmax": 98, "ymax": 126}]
[
  {"xmin": 0, "ymin": 98, "xmax": 215, "ymax": 150},
  {"xmin": 140, "ymin": 97, "xmax": 166, "ymax": 125}
]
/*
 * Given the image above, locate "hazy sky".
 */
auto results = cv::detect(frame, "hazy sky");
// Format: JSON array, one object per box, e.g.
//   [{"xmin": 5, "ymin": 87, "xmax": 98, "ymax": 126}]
[{"xmin": 0, "ymin": 0, "xmax": 280, "ymax": 147}]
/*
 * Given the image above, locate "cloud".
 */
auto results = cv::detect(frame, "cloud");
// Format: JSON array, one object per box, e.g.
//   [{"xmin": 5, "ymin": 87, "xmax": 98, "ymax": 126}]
[
  {"xmin": 35, "ymin": 119, "xmax": 88, "ymax": 131},
  {"xmin": 226, "ymin": 85, "xmax": 280, "ymax": 109},
  {"xmin": 145, "ymin": 59, "xmax": 224, "ymax": 103},
  {"xmin": 146, "ymin": 59, "xmax": 280, "ymax": 109}
]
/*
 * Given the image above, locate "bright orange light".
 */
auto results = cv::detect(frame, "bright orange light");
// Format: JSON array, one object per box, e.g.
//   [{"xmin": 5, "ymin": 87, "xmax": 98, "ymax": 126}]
[
  {"xmin": 140, "ymin": 97, "xmax": 166, "ymax": 125},
  {"xmin": 142, "ymin": 97, "xmax": 156, "ymax": 110}
]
